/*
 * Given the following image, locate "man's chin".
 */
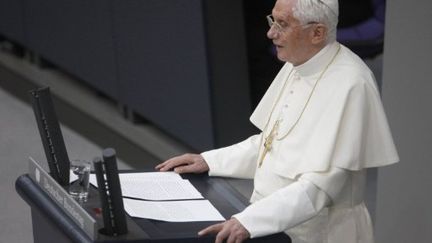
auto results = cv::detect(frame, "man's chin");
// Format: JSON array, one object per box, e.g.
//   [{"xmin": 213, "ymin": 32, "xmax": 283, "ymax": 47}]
[{"xmin": 276, "ymin": 53, "xmax": 288, "ymax": 62}]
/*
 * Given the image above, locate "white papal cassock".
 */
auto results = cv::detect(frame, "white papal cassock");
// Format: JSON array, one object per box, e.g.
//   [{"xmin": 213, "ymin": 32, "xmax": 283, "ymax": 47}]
[{"xmin": 201, "ymin": 41, "xmax": 399, "ymax": 243}]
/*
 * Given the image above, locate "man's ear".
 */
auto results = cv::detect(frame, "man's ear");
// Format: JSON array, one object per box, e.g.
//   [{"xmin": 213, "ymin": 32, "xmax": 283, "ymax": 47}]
[{"xmin": 311, "ymin": 23, "xmax": 328, "ymax": 45}]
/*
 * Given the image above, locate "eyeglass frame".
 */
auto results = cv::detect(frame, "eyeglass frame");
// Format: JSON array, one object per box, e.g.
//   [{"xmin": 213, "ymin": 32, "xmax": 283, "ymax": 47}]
[{"xmin": 266, "ymin": 14, "xmax": 317, "ymax": 34}]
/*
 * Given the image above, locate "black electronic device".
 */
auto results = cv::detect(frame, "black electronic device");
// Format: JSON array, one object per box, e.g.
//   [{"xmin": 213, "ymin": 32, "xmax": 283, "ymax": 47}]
[
  {"xmin": 29, "ymin": 87, "xmax": 70, "ymax": 186},
  {"xmin": 94, "ymin": 148, "xmax": 128, "ymax": 236}
]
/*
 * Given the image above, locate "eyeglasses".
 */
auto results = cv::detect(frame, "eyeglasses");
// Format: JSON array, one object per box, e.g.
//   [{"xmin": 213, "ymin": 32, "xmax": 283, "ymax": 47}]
[{"xmin": 266, "ymin": 15, "xmax": 316, "ymax": 34}]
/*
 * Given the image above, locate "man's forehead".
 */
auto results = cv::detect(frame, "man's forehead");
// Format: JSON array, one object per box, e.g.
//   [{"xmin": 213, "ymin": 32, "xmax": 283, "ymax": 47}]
[{"xmin": 272, "ymin": 0, "xmax": 297, "ymax": 21}]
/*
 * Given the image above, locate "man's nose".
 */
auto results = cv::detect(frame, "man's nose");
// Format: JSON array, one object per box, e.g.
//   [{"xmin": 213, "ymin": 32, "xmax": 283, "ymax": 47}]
[{"xmin": 267, "ymin": 26, "xmax": 278, "ymax": 39}]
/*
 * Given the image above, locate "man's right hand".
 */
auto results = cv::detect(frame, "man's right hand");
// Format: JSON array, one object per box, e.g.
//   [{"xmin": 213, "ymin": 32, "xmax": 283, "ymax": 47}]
[{"xmin": 155, "ymin": 153, "xmax": 210, "ymax": 174}]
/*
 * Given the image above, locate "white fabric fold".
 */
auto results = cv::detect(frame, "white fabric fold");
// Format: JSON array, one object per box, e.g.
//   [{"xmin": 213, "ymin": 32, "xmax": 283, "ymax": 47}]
[
  {"xmin": 233, "ymin": 171, "xmax": 336, "ymax": 238},
  {"xmin": 233, "ymin": 179, "xmax": 322, "ymax": 238},
  {"xmin": 202, "ymin": 134, "xmax": 261, "ymax": 179}
]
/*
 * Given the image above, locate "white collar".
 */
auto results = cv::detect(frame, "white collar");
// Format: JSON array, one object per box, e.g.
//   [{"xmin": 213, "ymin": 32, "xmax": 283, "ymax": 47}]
[{"xmin": 293, "ymin": 41, "xmax": 340, "ymax": 77}]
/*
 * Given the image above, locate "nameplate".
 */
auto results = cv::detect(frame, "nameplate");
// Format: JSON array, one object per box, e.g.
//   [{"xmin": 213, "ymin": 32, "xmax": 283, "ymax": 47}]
[{"xmin": 28, "ymin": 157, "xmax": 97, "ymax": 240}]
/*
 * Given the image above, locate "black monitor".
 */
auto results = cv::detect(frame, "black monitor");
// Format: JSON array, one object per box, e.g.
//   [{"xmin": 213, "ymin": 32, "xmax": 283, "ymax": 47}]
[{"xmin": 29, "ymin": 87, "xmax": 70, "ymax": 186}]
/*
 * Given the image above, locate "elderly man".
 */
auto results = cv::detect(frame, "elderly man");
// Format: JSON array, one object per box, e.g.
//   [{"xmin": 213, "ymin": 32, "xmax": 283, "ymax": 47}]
[{"xmin": 156, "ymin": 0, "xmax": 399, "ymax": 242}]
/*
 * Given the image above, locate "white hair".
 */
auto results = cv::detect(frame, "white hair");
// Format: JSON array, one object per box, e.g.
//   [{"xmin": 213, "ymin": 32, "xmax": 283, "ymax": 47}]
[{"xmin": 292, "ymin": 0, "xmax": 338, "ymax": 43}]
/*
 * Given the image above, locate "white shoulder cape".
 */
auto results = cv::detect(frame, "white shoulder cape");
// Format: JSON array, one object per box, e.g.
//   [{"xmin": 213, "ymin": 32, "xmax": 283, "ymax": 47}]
[{"xmin": 250, "ymin": 44, "xmax": 399, "ymax": 178}]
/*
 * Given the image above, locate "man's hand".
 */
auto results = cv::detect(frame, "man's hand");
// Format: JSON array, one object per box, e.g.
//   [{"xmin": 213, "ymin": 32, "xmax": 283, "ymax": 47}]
[
  {"xmin": 155, "ymin": 153, "xmax": 210, "ymax": 174},
  {"xmin": 198, "ymin": 218, "xmax": 250, "ymax": 243}
]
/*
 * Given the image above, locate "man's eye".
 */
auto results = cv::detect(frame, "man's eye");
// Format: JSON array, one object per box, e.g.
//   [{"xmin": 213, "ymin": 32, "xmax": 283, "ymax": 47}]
[{"xmin": 279, "ymin": 22, "xmax": 288, "ymax": 28}]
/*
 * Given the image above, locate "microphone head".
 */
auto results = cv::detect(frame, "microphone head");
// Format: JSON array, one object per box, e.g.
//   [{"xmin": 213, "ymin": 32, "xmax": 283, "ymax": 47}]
[{"xmin": 102, "ymin": 148, "xmax": 116, "ymax": 159}]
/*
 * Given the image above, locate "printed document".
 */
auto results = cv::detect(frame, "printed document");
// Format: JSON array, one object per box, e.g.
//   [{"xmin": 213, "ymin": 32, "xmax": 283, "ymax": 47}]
[
  {"xmin": 123, "ymin": 198, "xmax": 225, "ymax": 222},
  {"xmin": 82, "ymin": 172, "xmax": 225, "ymax": 222},
  {"xmin": 89, "ymin": 172, "xmax": 203, "ymax": 200}
]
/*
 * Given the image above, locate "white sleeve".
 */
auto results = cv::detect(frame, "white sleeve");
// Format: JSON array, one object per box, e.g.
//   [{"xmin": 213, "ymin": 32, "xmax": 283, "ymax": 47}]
[
  {"xmin": 201, "ymin": 134, "xmax": 261, "ymax": 179},
  {"xmin": 233, "ymin": 167, "xmax": 349, "ymax": 237}
]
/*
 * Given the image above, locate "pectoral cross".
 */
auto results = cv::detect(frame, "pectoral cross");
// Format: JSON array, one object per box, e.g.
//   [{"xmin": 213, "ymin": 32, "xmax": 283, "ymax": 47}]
[{"xmin": 258, "ymin": 119, "xmax": 281, "ymax": 167}]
